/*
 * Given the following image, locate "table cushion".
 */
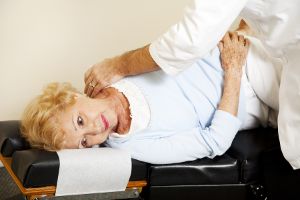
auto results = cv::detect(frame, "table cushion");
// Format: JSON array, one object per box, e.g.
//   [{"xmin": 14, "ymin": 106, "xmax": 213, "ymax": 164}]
[
  {"xmin": 11, "ymin": 149, "xmax": 148, "ymax": 188},
  {"xmin": 1, "ymin": 120, "xmax": 280, "ymax": 188},
  {"xmin": 227, "ymin": 127, "xmax": 279, "ymax": 183},
  {"xmin": 148, "ymin": 154, "xmax": 239, "ymax": 186}
]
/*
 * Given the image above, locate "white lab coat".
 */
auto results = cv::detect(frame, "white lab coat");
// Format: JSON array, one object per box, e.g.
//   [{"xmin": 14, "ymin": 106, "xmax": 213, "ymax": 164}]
[{"xmin": 149, "ymin": 0, "xmax": 300, "ymax": 169}]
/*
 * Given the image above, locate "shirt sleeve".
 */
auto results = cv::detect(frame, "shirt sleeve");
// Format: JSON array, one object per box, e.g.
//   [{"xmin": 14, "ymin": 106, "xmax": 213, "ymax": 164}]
[
  {"xmin": 121, "ymin": 110, "xmax": 241, "ymax": 164},
  {"xmin": 149, "ymin": 0, "xmax": 248, "ymax": 76}
]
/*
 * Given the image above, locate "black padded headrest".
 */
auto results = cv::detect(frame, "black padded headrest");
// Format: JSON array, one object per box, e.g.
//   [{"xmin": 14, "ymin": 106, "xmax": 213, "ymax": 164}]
[
  {"xmin": 0, "ymin": 120, "xmax": 30, "ymax": 156},
  {"xmin": 11, "ymin": 149, "xmax": 148, "ymax": 188},
  {"xmin": 11, "ymin": 149, "xmax": 60, "ymax": 187}
]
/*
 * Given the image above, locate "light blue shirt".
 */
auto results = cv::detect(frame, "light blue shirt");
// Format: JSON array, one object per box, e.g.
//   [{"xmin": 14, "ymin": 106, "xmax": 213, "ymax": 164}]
[{"xmin": 105, "ymin": 47, "xmax": 245, "ymax": 164}]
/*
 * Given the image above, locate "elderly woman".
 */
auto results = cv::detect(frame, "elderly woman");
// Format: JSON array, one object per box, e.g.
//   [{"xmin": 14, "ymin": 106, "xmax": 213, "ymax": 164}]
[{"xmin": 21, "ymin": 31, "xmax": 275, "ymax": 164}]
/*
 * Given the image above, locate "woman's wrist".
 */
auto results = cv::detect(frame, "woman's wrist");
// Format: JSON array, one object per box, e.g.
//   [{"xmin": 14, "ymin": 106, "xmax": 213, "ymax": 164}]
[
  {"xmin": 224, "ymin": 68, "xmax": 243, "ymax": 79},
  {"xmin": 219, "ymin": 68, "xmax": 242, "ymax": 116}
]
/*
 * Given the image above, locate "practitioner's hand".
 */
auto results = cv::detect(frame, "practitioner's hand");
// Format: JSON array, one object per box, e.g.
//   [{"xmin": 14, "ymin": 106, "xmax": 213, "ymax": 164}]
[
  {"xmin": 218, "ymin": 32, "xmax": 250, "ymax": 75},
  {"xmin": 84, "ymin": 44, "xmax": 159, "ymax": 98},
  {"xmin": 84, "ymin": 57, "xmax": 124, "ymax": 97}
]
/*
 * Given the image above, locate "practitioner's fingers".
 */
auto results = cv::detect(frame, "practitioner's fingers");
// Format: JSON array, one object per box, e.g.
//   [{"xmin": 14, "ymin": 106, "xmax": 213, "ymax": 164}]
[
  {"xmin": 90, "ymin": 84, "xmax": 102, "ymax": 98},
  {"xmin": 84, "ymin": 75, "xmax": 94, "ymax": 94},
  {"xmin": 86, "ymin": 81, "xmax": 98, "ymax": 98},
  {"xmin": 84, "ymin": 68, "xmax": 92, "ymax": 84}
]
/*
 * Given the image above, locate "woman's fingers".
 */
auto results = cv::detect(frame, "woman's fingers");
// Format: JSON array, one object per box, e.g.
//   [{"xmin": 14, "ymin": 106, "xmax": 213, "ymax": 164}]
[
  {"xmin": 238, "ymin": 35, "xmax": 245, "ymax": 43},
  {"xmin": 218, "ymin": 41, "xmax": 224, "ymax": 52},
  {"xmin": 230, "ymin": 31, "xmax": 238, "ymax": 42},
  {"xmin": 244, "ymin": 38, "xmax": 250, "ymax": 55},
  {"xmin": 245, "ymin": 38, "xmax": 250, "ymax": 48},
  {"xmin": 218, "ymin": 31, "xmax": 251, "ymax": 71},
  {"xmin": 222, "ymin": 32, "xmax": 230, "ymax": 45}
]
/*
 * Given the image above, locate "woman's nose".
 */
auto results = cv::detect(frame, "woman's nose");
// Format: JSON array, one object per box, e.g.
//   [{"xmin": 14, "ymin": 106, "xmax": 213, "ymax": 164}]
[{"xmin": 86, "ymin": 121, "xmax": 102, "ymax": 133}]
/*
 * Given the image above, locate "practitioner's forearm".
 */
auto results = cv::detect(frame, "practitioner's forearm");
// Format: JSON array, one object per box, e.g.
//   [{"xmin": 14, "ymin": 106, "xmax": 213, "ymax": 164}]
[
  {"xmin": 218, "ymin": 69, "xmax": 242, "ymax": 116},
  {"xmin": 117, "ymin": 45, "xmax": 160, "ymax": 77}
]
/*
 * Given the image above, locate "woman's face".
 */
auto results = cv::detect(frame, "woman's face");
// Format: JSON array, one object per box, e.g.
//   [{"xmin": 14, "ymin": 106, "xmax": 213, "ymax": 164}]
[{"xmin": 58, "ymin": 95, "xmax": 117, "ymax": 149}]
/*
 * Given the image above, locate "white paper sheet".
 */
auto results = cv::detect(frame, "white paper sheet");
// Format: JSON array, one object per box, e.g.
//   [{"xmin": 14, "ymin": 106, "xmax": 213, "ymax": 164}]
[{"xmin": 55, "ymin": 147, "xmax": 131, "ymax": 196}]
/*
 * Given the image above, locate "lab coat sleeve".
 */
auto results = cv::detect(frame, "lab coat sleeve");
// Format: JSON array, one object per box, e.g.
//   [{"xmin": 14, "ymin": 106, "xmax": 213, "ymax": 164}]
[
  {"xmin": 130, "ymin": 110, "xmax": 241, "ymax": 164},
  {"xmin": 149, "ymin": 0, "xmax": 248, "ymax": 75},
  {"xmin": 278, "ymin": 50, "xmax": 300, "ymax": 170}
]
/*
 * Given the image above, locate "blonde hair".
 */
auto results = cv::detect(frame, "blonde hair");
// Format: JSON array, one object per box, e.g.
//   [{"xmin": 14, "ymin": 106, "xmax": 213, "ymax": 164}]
[{"xmin": 21, "ymin": 82, "xmax": 79, "ymax": 151}]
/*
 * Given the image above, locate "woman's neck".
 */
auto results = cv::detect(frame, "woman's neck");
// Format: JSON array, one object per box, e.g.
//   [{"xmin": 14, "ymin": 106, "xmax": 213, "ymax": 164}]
[{"xmin": 97, "ymin": 87, "xmax": 131, "ymax": 134}]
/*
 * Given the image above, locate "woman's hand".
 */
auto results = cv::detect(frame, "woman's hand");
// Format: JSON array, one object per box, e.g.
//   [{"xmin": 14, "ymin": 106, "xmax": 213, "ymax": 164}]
[
  {"xmin": 218, "ymin": 32, "xmax": 249, "ymax": 75},
  {"xmin": 217, "ymin": 32, "xmax": 250, "ymax": 117}
]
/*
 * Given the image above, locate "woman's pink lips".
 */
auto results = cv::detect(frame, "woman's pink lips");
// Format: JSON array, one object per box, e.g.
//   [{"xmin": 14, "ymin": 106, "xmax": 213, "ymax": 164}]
[{"xmin": 101, "ymin": 114, "xmax": 109, "ymax": 131}]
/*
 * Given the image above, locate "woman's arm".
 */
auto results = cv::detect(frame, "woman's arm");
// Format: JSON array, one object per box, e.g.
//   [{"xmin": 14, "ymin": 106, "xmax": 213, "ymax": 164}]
[
  {"xmin": 106, "ymin": 32, "xmax": 251, "ymax": 164},
  {"xmin": 217, "ymin": 32, "xmax": 249, "ymax": 116}
]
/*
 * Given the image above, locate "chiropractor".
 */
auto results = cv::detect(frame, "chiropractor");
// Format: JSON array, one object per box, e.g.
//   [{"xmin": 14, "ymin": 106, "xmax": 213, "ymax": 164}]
[{"xmin": 84, "ymin": 0, "xmax": 300, "ymax": 170}]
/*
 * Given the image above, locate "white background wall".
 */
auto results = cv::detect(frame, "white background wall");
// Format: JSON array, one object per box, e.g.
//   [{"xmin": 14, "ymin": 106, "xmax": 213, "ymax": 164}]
[{"xmin": 0, "ymin": 0, "xmax": 191, "ymax": 120}]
